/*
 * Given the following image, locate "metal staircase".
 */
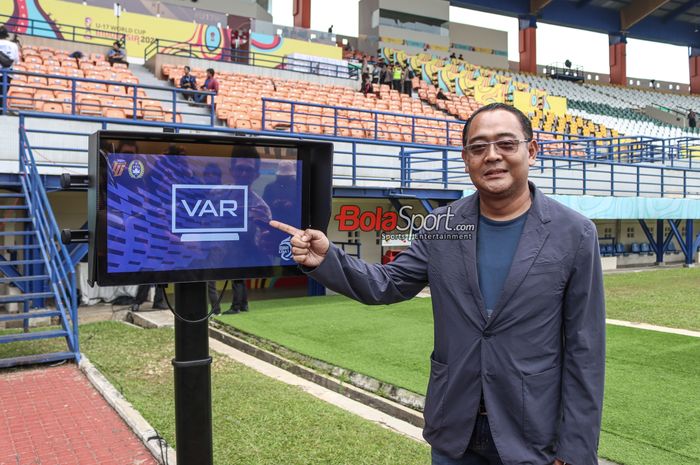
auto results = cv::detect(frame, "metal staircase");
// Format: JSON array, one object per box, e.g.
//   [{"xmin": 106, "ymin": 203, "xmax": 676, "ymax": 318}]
[{"xmin": 0, "ymin": 128, "xmax": 80, "ymax": 368}]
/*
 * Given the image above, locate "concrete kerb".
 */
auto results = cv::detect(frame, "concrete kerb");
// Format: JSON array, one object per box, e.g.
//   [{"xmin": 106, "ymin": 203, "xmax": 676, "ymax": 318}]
[
  {"xmin": 209, "ymin": 320, "xmax": 426, "ymax": 426},
  {"xmin": 79, "ymin": 354, "xmax": 178, "ymax": 465},
  {"xmin": 208, "ymin": 324, "xmax": 425, "ymax": 427}
]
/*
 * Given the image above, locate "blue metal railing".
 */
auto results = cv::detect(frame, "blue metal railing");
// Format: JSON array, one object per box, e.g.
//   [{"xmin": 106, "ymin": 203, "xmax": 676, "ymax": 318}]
[
  {"xmin": 1, "ymin": 14, "xmax": 126, "ymax": 48},
  {"xmin": 145, "ymin": 38, "xmax": 358, "ymax": 80},
  {"xmin": 1, "ymin": 69, "xmax": 216, "ymax": 123},
  {"xmin": 17, "ymin": 125, "xmax": 79, "ymax": 360},
  {"xmin": 18, "ymin": 112, "xmax": 700, "ymax": 199},
  {"xmin": 260, "ymin": 97, "xmax": 699, "ymax": 168}
]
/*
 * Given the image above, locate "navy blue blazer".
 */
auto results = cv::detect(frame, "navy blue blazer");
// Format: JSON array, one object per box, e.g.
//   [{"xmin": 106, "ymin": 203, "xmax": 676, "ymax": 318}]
[{"xmin": 305, "ymin": 183, "xmax": 606, "ymax": 465}]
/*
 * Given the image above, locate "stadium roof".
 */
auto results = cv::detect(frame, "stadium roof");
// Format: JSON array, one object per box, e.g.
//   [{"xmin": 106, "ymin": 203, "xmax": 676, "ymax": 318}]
[{"xmin": 449, "ymin": 0, "xmax": 700, "ymax": 48}]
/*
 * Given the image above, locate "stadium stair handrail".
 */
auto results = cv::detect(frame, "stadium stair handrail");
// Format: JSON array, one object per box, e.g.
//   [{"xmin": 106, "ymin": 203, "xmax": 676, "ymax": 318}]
[{"xmin": 16, "ymin": 123, "xmax": 80, "ymax": 360}]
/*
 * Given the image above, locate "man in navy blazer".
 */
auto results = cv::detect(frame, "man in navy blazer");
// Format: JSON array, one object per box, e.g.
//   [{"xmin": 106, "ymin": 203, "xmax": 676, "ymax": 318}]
[{"xmin": 271, "ymin": 103, "xmax": 606, "ymax": 465}]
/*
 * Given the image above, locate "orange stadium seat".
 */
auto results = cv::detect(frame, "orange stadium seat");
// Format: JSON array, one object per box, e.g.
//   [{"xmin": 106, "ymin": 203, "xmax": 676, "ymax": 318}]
[
  {"xmin": 38, "ymin": 101, "xmax": 65, "ymax": 114},
  {"xmin": 8, "ymin": 87, "xmax": 35, "ymax": 110},
  {"xmin": 77, "ymin": 96, "xmax": 102, "ymax": 116}
]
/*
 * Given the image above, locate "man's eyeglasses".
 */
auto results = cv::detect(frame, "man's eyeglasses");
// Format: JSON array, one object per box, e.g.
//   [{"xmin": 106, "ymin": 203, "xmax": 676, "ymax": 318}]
[{"xmin": 464, "ymin": 139, "xmax": 531, "ymax": 157}]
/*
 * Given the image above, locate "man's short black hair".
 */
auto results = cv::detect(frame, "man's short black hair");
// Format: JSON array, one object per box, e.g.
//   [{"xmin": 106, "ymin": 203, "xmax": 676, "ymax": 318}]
[
  {"xmin": 116, "ymin": 141, "xmax": 138, "ymax": 153},
  {"xmin": 206, "ymin": 68, "xmax": 215, "ymax": 76},
  {"xmin": 0, "ymin": 26, "xmax": 9, "ymax": 40},
  {"xmin": 113, "ymin": 40, "xmax": 121, "ymax": 47},
  {"xmin": 462, "ymin": 103, "xmax": 533, "ymax": 146},
  {"xmin": 231, "ymin": 145, "xmax": 261, "ymax": 172},
  {"xmin": 184, "ymin": 65, "xmax": 191, "ymax": 72}
]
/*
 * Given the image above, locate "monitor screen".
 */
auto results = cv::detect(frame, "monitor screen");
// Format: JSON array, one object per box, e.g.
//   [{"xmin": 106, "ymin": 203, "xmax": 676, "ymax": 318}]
[{"xmin": 88, "ymin": 132, "xmax": 332, "ymax": 286}]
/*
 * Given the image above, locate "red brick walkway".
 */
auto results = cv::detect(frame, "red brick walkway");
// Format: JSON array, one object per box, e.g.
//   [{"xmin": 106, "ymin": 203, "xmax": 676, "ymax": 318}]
[{"xmin": 0, "ymin": 365, "xmax": 158, "ymax": 465}]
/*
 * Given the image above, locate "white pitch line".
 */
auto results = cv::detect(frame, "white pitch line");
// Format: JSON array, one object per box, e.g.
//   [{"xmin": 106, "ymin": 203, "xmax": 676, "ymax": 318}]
[{"xmin": 606, "ymin": 319, "xmax": 700, "ymax": 338}]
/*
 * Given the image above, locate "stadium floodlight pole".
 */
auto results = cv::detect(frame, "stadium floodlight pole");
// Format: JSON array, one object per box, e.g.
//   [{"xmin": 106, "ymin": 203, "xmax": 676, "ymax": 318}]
[{"xmin": 173, "ymin": 282, "xmax": 214, "ymax": 465}]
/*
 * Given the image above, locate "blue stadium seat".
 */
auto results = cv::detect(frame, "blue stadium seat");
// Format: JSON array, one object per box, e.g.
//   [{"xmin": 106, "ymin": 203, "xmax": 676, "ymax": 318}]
[
  {"xmin": 615, "ymin": 243, "xmax": 626, "ymax": 256},
  {"xmin": 631, "ymin": 243, "xmax": 641, "ymax": 254},
  {"xmin": 640, "ymin": 243, "xmax": 650, "ymax": 254}
]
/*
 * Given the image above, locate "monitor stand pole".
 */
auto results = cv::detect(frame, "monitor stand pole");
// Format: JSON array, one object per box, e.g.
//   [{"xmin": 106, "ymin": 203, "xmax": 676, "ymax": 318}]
[{"xmin": 173, "ymin": 281, "xmax": 213, "ymax": 465}]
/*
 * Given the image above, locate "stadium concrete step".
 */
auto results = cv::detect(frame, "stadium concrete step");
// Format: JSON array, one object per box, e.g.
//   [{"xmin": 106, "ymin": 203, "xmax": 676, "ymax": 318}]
[
  {"xmin": 0, "ymin": 351, "xmax": 76, "ymax": 369},
  {"xmin": 130, "ymin": 63, "xmax": 220, "ymax": 126},
  {"xmin": 0, "ymin": 310, "xmax": 61, "ymax": 322},
  {"xmin": 0, "ymin": 292, "xmax": 54, "ymax": 304},
  {"xmin": 0, "ymin": 329, "xmax": 68, "ymax": 344},
  {"xmin": 0, "ymin": 274, "xmax": 49, "ymax": 283}
]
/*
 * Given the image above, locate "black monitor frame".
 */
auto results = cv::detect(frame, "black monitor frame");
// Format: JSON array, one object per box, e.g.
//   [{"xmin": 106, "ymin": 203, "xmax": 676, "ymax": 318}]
[{"xmin": 88, "ymin": 131, "xmax": 333, "ymax": 286}]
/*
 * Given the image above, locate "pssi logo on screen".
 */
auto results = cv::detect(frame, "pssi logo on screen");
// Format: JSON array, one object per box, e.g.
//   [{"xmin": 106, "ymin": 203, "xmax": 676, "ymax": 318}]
[
  {"xmin": 111, "ymin": 160, "xmax": 127, "ymax": 177},
  {"xmin": 171, "ymin": 185, "xmax": 248, "ymax": 242}
]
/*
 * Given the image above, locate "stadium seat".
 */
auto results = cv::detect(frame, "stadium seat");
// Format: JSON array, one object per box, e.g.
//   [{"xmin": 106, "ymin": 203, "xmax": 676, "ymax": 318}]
[
  {"xmin": 142, "ymin": 101, "xmax": 165, "ymax": 121},
  {"xmin": 102, "ymin": 107, "xmax": 127, "ymax": 119},
  {"xmin": 77, "ymin": 96, "xmax": 102, "ymax": 116},
  {"xmin": 7, "ymin": 87, "xmax": 36, "ymax": 110},
  {"xmin": 39, "ymin": 101, "xmax": 65, "ymax": 114},
  {"xmin": 614, "ymin": 243, "xmax": 626, "ymax": 256}
]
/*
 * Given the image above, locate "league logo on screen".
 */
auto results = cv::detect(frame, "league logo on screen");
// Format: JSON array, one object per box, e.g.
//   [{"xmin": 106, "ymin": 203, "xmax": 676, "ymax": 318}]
[
  {"xmin": 171, "ymin": 184, "xmax": 248, "ymax": 242},
  {"xmin": 111, "ymin": 159, "xmax": 127, "ymax": 177}
]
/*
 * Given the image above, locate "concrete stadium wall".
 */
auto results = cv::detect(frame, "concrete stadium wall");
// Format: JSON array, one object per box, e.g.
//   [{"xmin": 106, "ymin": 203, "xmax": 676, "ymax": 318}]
[{"xmin": 449, "ymin": 23, "xmax": 508, "ymax": 70}]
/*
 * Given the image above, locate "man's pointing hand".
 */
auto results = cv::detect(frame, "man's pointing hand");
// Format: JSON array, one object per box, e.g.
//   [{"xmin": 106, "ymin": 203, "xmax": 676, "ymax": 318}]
[{"xmin": 269, "ymin": 220, "xmax": 330, "ymax": 268}]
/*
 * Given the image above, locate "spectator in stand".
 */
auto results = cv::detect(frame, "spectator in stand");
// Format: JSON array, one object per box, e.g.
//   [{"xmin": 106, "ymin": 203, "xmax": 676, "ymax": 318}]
[
  {"xmin": 372, "ymin": 61, "xmax": 381, "ymax": 85},
  {"xmin": 0, "ymin": 26, "xmax": 19, "ymax": 110},
  {"xmin": 179, "ymin": 66, "xmax": 197, "ymax": 101},
  {"xmin": 458, "ymin": 53, "xmax": 464, "ymax": 60},
  {"xmin": 449, "ymin": 52, "xmax": 456, "ymax": 59},
  {"xmin": 361, "ymin": 73, "xmax": 373, "ymax": 96},
  {"xmin": 688, "ymin": 109, "xmax": 696, "ymax": 129},
  {"xmin": 107, "ymin": 40, "xmax": 128, "ymax": 67},
  {"xmin": 403, "ymin": 65, "xmax": 415, "ymax": 97},
  {"xmin": 383, "ymin": 64, "xmax": 393, "ymax": 88},
  {"xmin": 437, "ymin": 88, "xmax": 450, "ymax": 101},
  {"xmin": 361, "ymin": 56, "xmax": 370, "ymax": 76},
  {"xmin": 196, "ymin": 68, "xmax": 219, "ymax": 104},
  {"xmin": 392, "ymin": 64, "xmax": 402, "ymax": 92}
]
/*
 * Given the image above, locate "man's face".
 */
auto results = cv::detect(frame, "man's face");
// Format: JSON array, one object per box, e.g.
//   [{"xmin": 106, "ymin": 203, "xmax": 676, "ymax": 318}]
[
  {"xmin": 120, "ymin": 144, "xmax": 137, "ymax": 154},
  {"xmin": 461, "ymin": 109, "xmax": 537, "ymax": 198},
  {"xmin": 231, "ymin": 159, "xmax": 259, "ymax": 187},
  {"xmin": 113, "ymin": 43, "xmax": 120, "ymax": 50},
  {"xmin": 184, "ymin": 68, "xmax": 190, "ymax": 75}
]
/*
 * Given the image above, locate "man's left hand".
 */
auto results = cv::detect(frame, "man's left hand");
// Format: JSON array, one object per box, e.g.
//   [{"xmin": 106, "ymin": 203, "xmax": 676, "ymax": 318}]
[{"xmin": 554, "ymin": 460, "xmax": 567, "ymax": 465}]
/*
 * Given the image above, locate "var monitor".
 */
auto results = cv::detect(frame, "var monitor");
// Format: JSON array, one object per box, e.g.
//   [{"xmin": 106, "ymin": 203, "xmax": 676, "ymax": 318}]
[{"xmin": 88, "ymin": 131, "xmax": 333, "ymax": 286}]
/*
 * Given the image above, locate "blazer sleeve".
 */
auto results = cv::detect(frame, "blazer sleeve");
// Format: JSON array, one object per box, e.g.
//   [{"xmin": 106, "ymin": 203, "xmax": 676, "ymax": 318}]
[
  {"xmin": 303, "ymin": 237, "xmax": 429, "ymax": 305},
  {"xmin": 556, "ymin": 221, "xmax": 606, "ymax": 465}
]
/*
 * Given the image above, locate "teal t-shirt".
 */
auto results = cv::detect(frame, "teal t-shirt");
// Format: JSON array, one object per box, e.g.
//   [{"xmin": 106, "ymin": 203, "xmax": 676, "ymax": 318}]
[{"xmin": 476, "ymin": 211, "xmax": 528, "ymax": 317}]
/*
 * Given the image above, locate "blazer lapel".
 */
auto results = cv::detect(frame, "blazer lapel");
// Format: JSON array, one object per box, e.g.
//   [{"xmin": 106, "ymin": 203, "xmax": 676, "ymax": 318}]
[{"xmin": 457, "ymin": 193, "xmax": 489, "ymax": 324}]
